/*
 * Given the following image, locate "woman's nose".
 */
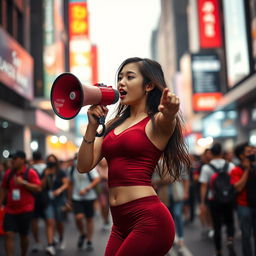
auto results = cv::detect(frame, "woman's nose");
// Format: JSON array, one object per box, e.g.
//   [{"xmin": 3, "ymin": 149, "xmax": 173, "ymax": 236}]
[{"xmin": 118, "ymin": 77, "xmax": 125, "ymax": 85}]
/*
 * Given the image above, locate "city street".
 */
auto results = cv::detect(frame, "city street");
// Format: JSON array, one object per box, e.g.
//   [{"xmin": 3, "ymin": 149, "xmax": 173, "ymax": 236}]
[{"xmin": 0, "ymin": 210, "xmax": 242, "ymax": 256}]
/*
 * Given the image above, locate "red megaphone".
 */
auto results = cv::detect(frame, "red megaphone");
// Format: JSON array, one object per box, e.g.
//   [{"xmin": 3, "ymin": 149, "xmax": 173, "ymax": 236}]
[{"xmin": 50, "ymin": 73, "xmax": 119, "ymax": 120}]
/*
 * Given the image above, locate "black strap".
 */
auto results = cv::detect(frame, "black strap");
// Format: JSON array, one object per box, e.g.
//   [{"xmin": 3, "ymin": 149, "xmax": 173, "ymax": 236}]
[
  {"xmin": 87, "ymin": 172, "xmax": 93, "ymax": 183},
  {"xmin": 208, "ymin": 161, "xmax": 229, "ymax": 173},
  {"xmin": 6, "ymin": 167, "xmax": 30, "ymax": 187},
  {"xmin": 70, "ymin": 165, "xmax": 75, "ymax": 181},
  {"xmin": 70, "ymin": 165, "xmax": 93, "ymax": 183}
]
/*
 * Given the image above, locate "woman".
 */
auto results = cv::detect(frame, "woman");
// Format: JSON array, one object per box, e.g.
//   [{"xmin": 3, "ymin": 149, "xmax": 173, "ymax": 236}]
[
  {"xmin": 77, "ymin": 57, "xmax": 190, "ymax": 255},
  {"xmin": 41, "ymin": 154, "xmax": 69, "ymax": 255}
]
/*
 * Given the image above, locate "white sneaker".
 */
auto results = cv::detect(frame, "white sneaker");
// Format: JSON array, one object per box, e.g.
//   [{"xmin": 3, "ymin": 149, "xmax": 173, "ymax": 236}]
[
  {"xmin": 46, "ymin": 245, "xmax": 56, "ymax": 256},
  {"xmin": 59, "ymin": 239, "xmax": 66, "ymax": 250},
  {"xmin": 102, "ymin": 223, "xmax": 111, "ymax": 231},
  {"xmin": 208, "ymin": 229, "xmax": 214, "ymax": 239},
  {"xmin": 85, "ymin": 241, "xmax": 94, "ymax": 251},
  {"xmin": 31, "ymin": 242, "xmax": 42, "ymax": 252}
]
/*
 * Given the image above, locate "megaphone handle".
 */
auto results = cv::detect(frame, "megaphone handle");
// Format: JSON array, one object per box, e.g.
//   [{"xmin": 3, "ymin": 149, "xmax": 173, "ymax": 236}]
[{"xmin": 96, "ymin": 116, "xmax": 106, "ymax": 137}]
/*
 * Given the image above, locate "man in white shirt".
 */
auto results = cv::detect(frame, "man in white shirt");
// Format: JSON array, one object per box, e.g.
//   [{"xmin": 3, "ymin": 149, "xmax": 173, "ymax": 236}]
[
  {"xmin": 68, "ymin": 159, "xmax": 100, "ymax": 251},
  {"xmin": 199, "ymin": 143, "xmax": 236, "ymax": 256}
]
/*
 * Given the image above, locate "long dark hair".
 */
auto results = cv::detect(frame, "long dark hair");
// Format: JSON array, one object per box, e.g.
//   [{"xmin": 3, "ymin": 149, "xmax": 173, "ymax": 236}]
[{"xmin": 105, "ymin": 57, "xmax": 191, "ymax": 181}]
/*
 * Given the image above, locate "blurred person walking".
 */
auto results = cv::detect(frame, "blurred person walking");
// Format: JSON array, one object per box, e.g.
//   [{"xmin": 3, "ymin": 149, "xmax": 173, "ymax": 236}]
[
  {"xmin": 197, "ymin": 148, "xmax": 214, "ymax": 239},
  {"xmin": 230, "ymin": 142, "xmax": 256, "ymax": 256},
  {"xmin": 168, "ymin": 174, "xmax": 190, "ymax": 255},
  {"xmin": 30, "ymin": 151, "xmax": 47, "ymax": 252},
  {"xmin": 77, "ymin": 57, "xmax": 191, "ymax": 255},
  {"xmin": 41, "ymin": 154, "xmax": 69, "ymax": 256},
  {"xmin": 67, "ymin": 155, "xmax": 101, "ymax": 251},
  {"xmin": 0, "ymin": 150, "xmax": 41, "ymax": 256},
  {"xmin": 199, "ymin": 143, "xmax": 236, "ymax": 256},
  {"xmin": 95, "ymin": 158, "xmax": 111, "ymax": 231}
]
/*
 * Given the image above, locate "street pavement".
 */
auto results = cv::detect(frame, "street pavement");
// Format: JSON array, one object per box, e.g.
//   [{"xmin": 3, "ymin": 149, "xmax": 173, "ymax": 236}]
[{"xmin": 0, "ymin": 210, "xmax": 243, "ymax": 256}]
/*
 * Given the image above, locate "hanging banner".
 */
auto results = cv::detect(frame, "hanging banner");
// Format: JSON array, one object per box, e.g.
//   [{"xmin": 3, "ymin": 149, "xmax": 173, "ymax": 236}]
[
  {"xmin": 197, "ymin": 0, "xmax": 222, "ymax": 48},
  {"xmin": 69, "ymin": 0, "xmax": 92, "ymax": 85}
]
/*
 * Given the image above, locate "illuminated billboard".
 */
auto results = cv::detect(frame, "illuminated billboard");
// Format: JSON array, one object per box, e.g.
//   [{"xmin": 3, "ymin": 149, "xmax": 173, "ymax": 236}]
[
  {"xmin": 223, "ymin": 0, "xmax": 250, "ymax": 88},
  {"xmin": 197, "ymin": 0, "xmax": 222, "ymax": 48},
  {"xmin": 69, "ymin": 0, "xmax": 92, "ymax": 85},
  {"xmin": 191, "ymin": 52, "xmax": 222, "ymax": 112}
]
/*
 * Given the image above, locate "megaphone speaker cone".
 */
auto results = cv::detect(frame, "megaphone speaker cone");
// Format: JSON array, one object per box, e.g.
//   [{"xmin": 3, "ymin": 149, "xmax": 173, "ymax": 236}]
[{"xmin": 51, "ymin": 73, "xmax": 83, "ymax": 120}]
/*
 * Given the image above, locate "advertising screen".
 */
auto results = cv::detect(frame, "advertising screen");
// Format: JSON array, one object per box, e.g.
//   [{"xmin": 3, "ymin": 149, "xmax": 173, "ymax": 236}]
[
  {"xmin": 249, "ymin": 0, "xmax": 256, "ymax": 70},
  {"xmin": 191, "ymin": 52, "xmax": 222, "ymax": 111},
  {"xmin": 69, "ymin": 0, "xmax": 92, "ymax": 85},
  {"xmin": 223, "ymin": 0, "xmax": 250, "ymax": 88}
]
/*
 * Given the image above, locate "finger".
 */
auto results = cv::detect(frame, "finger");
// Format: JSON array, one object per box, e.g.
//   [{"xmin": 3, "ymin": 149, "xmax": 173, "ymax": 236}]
[
  {"xmin": 158, "ymin": 104, "xmax": 164, "ymax": 112},
  {"xmin": 169, "ymin": 94, "xmax": 179, "ymax": 104},
  {"xmin": 160, "ymin": 88, "xmax": 169, "ymax": 104}
]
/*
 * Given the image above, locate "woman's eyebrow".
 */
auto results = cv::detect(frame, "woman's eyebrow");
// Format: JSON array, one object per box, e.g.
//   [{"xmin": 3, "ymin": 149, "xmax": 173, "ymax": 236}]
[{"xmin": 119, "ymin": 71, "xmax": 136, "ymax": 76}]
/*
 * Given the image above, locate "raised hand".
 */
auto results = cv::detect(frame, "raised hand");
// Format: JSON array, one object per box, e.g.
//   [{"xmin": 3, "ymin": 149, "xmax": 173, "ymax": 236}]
[{"xmin": 158, "ymin": 88, "xmax": 180, "ymax": 118}]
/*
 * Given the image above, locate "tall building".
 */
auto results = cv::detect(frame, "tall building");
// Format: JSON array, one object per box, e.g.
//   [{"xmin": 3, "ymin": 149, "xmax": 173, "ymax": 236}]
[
  {"xmin": 153, "ymin": 0, "xmax": 256, "ymax": 153},
  {"xmin": 0, "ymin": 0, "xmax": 76, "ymax": 160}
]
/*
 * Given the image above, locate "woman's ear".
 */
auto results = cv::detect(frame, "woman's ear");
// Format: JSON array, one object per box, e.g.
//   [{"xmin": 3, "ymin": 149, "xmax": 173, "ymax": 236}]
[{"xmin": 145, "ymin": 82, "xmax": 155, "ymax": 93}]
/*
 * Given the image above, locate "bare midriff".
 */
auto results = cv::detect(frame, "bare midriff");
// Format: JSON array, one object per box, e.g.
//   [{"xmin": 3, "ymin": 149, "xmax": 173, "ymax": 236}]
[{"xmin": 109, "ymin": 185, "xmax": 157, "ymax": 206}]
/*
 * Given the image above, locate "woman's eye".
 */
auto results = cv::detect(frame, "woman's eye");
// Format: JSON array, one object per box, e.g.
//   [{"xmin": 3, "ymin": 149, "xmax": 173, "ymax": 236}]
[
  {"xmin": 117, "ymin": 76, "xmax": 122, "ymax": 81},
  {"xmin": 127, "ymin": 76, "xmax": 134, "ymax": 80}
]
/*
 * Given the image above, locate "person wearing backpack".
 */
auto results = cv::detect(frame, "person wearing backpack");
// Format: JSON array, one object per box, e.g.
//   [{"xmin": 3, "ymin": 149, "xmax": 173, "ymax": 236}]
[
  {"xmin": 67, "ymin": 155, "xmax": 101, "ymax": 251},
  {"xmin": 199, "ymin": 143, "xmax": 236, "ymax": 256},
  {"xmin": 30, "ymin": 151, "xmax": 47, "ymax": 252},
  {"xmin": 0, "ymin": 150, "xmax": 41, "ymax": 256},
  {"xmin": 230, "ymin": 142, "xmax": 256, "ymax": 256}
]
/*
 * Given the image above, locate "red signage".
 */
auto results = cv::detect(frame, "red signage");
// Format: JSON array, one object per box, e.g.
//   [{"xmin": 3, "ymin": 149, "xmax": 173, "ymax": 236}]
[
  {"xmin": 198, "ymin": 0, "xmax": 222, "ymax": 48},
  {"xmin": 69, "ymin": 2, "xmax": 89, "ymax": 39},
  {"xmin": 193, "ymin": 92, "xmax": 222, "ymax": 111},
  {"xmin": 69, "ymin": 1, "xmax": 92, "ymax": 85}
]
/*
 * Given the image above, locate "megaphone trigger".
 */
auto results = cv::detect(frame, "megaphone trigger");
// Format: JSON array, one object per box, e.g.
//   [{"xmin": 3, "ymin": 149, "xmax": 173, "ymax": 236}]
[{"xmin": 96, "ymin": 116, "xmax": 106, "ymax": 137}]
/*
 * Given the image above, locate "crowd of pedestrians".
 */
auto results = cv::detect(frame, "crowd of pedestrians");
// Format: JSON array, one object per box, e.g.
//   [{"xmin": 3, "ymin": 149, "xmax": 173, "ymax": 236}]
[
  {"xmin": 0, "ymin": 140, "xmax": 255, "ymax": 256},
  {"xmin": 0, "ymin": 150, "xmax": 111, "ymax": 256}
]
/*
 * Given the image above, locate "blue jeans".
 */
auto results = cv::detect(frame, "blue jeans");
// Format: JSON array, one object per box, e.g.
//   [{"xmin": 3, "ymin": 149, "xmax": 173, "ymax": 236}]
[
  {"xmin": 169, "ymin": 200, "xmax": 184, "ymax": 239},
  {"xmin": 237, "ymin": 205, "xmax": 256, "ymax": 256}
]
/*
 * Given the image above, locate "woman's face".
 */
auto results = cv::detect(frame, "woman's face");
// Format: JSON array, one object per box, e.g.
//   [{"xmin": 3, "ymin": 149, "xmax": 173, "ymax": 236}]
[
  {"xmin": 47, "ymin": 156, "xmax": 56, "ymax": 162},
  {"xmin": 117, "ymin": 62, "xmax": 147, "ymax": 106}
]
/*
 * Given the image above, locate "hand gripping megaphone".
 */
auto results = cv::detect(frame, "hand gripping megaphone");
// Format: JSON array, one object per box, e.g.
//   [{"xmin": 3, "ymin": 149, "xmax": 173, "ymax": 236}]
[{"xmin": 50, "ymin": 72, "xmax": 119, "ymax": 136}]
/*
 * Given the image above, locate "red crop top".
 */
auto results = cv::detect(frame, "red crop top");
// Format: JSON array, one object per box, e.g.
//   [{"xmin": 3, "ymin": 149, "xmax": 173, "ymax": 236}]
[{"xmin": 102, "ymin": 116, "xmax": 163, "ymax": 188}]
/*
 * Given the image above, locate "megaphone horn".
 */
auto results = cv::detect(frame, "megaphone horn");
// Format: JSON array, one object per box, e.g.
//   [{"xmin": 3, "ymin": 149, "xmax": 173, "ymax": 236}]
[{"xmin": 50, "ymin": 73, "xmax": 119, "ymax": 120}]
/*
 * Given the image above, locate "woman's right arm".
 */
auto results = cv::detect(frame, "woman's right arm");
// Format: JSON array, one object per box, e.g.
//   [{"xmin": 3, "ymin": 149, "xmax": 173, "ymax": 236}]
[{"xmin": 77, "ymin": 105, "xmax": 108, "ymax": 173}]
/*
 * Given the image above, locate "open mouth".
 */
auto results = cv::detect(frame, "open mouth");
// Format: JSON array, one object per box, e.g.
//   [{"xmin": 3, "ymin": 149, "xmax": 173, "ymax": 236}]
[{"xmin": 119, "ymin": 90, "xmax": 127, "ymax": 97}]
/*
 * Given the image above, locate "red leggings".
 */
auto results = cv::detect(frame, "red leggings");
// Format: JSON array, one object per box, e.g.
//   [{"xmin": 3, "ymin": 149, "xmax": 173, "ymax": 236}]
[{"xmin": 105, "ymin": 195, "xmax": 175, "ymax": 256}]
